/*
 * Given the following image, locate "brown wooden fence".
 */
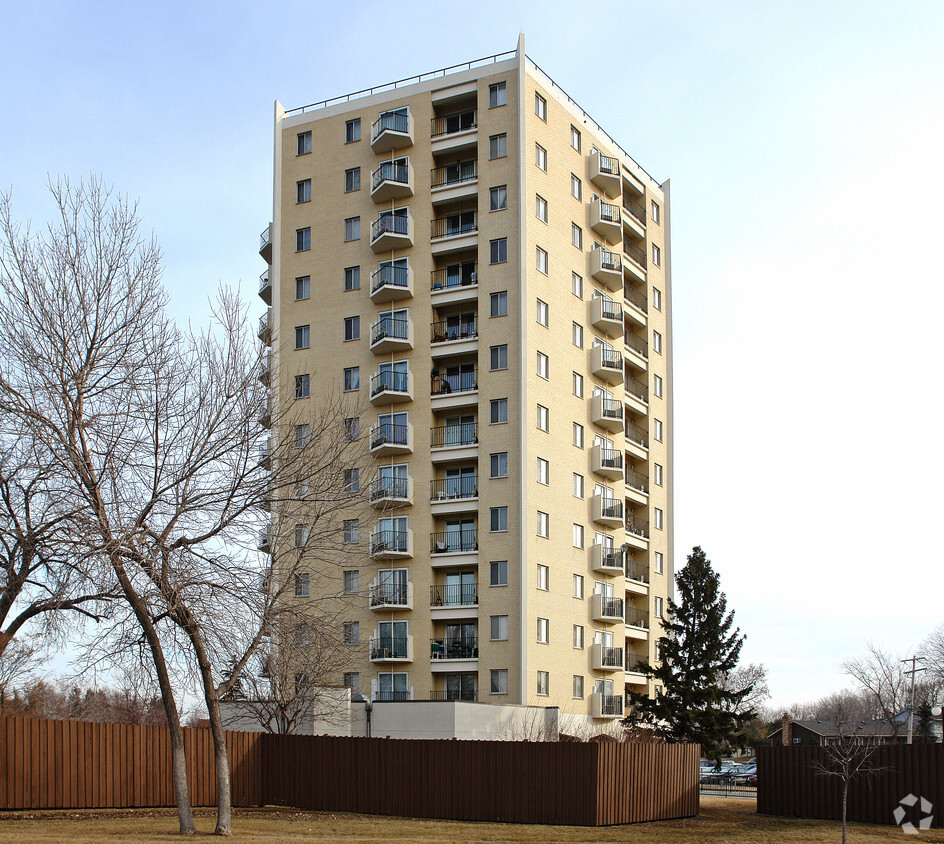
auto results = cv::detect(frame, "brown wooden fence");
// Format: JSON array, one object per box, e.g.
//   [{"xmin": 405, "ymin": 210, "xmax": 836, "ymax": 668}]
[
  {"xmin": 758, "ymin": 744, "xmax": 943, "ymax": 828},
  {"xmin": 0, "ymin": 715, "xmax": 698, "ymax": 826}
]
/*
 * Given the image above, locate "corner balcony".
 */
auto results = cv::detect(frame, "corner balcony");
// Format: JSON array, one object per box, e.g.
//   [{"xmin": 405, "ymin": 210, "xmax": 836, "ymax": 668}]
[
  {"xmin": 430, "ymin": 636, "xmax": 478, "ymax": 668},
  {"xmin": 622, "ymin": 196, "xmax": 646, "ymax": 241},
  {"xmin": 370, "ymin": 212, "xmax": 414, "ymax": 253},
  {"xmin": 591, "ymin": 345, "xmax": 624, "ymax": 386},
  {"xmin": 623, "ymin": 330, "xmax": 648, "ymax": 371},
  {"xmin": 591, "ymin": 594, "xmax": 625, "ymax": 624},
  {"xmin": 591, "ymin": 692, "xmax": 624, "ymax": 719},
  {"xmin": 431, "ymin": 160, "xmax": 477, "ymax": 205},
  {"xmin": 370, "ymin": 263, "xmax": 414, "ymax": 303},
  {"xmin": 370, "ymin": 160, "xmax": 414, "ymax": 203},
  {"xmin": 369, "ymin": 635, "xmax": 413, "ymax": 663},
  {"xmin": 257, "ymin": 354, "xmax": 270, "ymax": 386},
  {"xmin": 623, "ymin": 240, "xmax": 647, "ymax": 284},
  {"xmin": 592, "ymin": 644, "xmax": 624, "ymax": 672},
  {"xmin": 590, "ymin": 150, "xmax": 621, "ymax": 198},
  {"xmin": 369, "ymin": 370, "xmax": 413, "ymax": 405},
  {"xmin": 591, "ymin": 494, "xmax": 624, "ymax": 528},
  {"xmin": 625, "ymin": 606, "xmax": 650, "ymax": 640},
  {"xmin": 257, "ymin": 309, "xmax": 272, "ymax": 346},
  {"xmin": 431, "ymin": 213, "xmax": 477, "ymax": 256},
  {"xmin": 591, "ymin": 544, "xmax": 624, "ymax": 574},
  {"xmin": 258, "ymin": 437, "xmax": 273, "ymax": 470},
  {"xmin": 624, "ymin": 468, "xmax": 649, "ymax": 506},
  {"xmin": 591, "ymin": 394, "xmax": 624, "ymax": 433},
  {"xmin": 430, "ymin": 319, "xmax": 477, "ymax": 358},
  {"xmin": 430, "ymin": 476, "xmax": 478, "ymax": 515},
  {"xmin": 430, "ymin": 368, "xmax": 477, "ymax": 410},
  {"xmin": 257, "ymin": 529, "xmax": 271, "ymax": 552},
  {"xmin": 624, "ymin": 515, "xmax": 649, "ymax": 551},
  {"xmin": 590, "ymin": 444, "xmax": 624, "ymax": 481},
  {"xmin": 368, "ymin": 475, "xmax": 413, "ymax": 508},
  {"xmin": 430, "ymin": 109, "xmax": 477, "ymax": 153},
  {"xmin": 369, "ymin": 528, "xmax": 413, "ymax": 560},
  {"xmin": 430, "ymin": 422, "xmax": 478, "ymax": 463},
  {"xmin": 591, "ymin": 296, "xmax": 623, "ymax": 339},
  {"xmin": 371, "ymin": 110, "xmax": 414, "ymax": 153},
  {"xmin": 258, "ymin": 270, "xmax": 271, "ymax": 304},
  {"xmin": 368, "ymin": 581, "xmax": 414, "ymax": 612},
  {"xmin": 258, "ymin": 400, "xmax": 271, "ymax": 429},
  {"xmin": 590, "ymin": 245, "xmax": 623, "ymax": 292},
  {"xmin": 370, "ymin": 316, "xmax": 414, "ymax": 355},
  {"xmin": 259, "ymin": 224, "xmax": 272, "ymax": 263},
  {"xmin": 369, "ymin": 422, "xmax": 414, "ymax": 457},
  {"xmin": 590, "ymin": 199, "xmax": 622, "ymax": 244}
]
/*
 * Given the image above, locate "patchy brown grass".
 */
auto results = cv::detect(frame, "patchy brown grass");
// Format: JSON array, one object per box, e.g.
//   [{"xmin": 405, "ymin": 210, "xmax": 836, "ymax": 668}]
[{"xmin": 0, "ymin": 798, "xmax": 940, "ymax": 843}]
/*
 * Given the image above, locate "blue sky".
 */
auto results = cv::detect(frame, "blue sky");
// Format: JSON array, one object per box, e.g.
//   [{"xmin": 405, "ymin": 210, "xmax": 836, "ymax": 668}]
[{"xmin": 3, "ymin": 0, "xmax": 943, "ymax": 710}]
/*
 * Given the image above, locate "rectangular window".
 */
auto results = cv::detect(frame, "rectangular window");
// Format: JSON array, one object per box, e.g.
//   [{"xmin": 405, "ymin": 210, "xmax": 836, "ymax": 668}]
[
  {"xmin": 345, "ymin": 167, "xmax": 360, "ymax": 192},
  {"xmin": 535, "ymin": 143, "xmax": 547, "ymax": 171},
  {"xmin": 490, "ymin": 398, "xmax": 508, "ymax": 424},
  {"xmin": 345, "ymin": 118, "xmax": 361, "ymax": 143},
  {"xmin": 653, "ymin": 330, "xmax": 663, "ymax": 354},
  {"xmin": 343, "ymin": 570, "xmax": 359, "ymax": 595},
  {"xmin": 295, "ymin": 276, "xmax": 310, "ymax": 300},
  {"xmin": 571, "ymin": 223, "xmax": 582, "ymax": 249},
  {"xmin": 344, "ymin": 417, "xmax": 360, "ymax": 441},
  {"xmin": 490, "ymin": 506, "xmax": 508, "ymax": 532},
  {"xmin": 573, "ymin": 624, "xmax": 584, "ymax": 649},
  {"xmin": 536, "ymin": 298, "xmax": 548, "ymax": 326},
  {"xmin": 651, "ymin": 200, "xmax": 661, "ymax": 224},
  {"xmin": 297, "ymin": 131, "xmax": 311, "ymax": 155},
  {"xmin": 491, "ymin": 615, "xmax": 509, "ymax": 641},
  {"xmin": 490, "ymin": 669, "xmax": 508, "ymax": 695},
  {"xmin": 654, "ymin": 463, "xmax": 663, "ymax": 486},
  {"xmin": 344, "ymin": 316, "xmax": 360, "ymax": 341},
  {"xmin": 537, "ymin": 457, "xmax": 549, "ymax": 485},
  {"xmin": 297, "ymin": 179, "xmax": 311, "ymax": 203},
  {"xmin": 571, "ymin": 174, "xmax": 582, "ymax": 200},
  {"xmin": 572, "ymin": 322, "xmax": 583, "ymax": 348},
  {"xmin": 344, "ymin": 468, "xmax": 359, "ymax": 492},
  {"xmin": 489, "ymin": 238, "xmax": 507, "ymax": 264},
  {"xmin": 343, "ymin": 366, "xmax": 360, "ymax": 392},
  {"xmin": 572, "ymin": 272, "xmax": 583, "ymax": 299},
  {"xmin": 536, "ymin": 512, "xmax": 549, "ymax": 539},
  {"xmin": 655, "ymin": 596, "xmax": 664, "ymax": 618},
  {"xmin": 537, "ymin": 618, "xmax": 549, "ymax": 644},
  {"xmin": 573, "ymin": 473, "xmax": 584, "ymax": 499},
  {"xmin": 344, "ymin": 217, "xmax": 360, "ymax": 241},
  {"xmin": 652, "ymin": 244, "xmax": 662, "ymax": 266},
  {"xmin": 535, "ymin": 93, "xmax": 547, "ymax": 120},
  {"xmin": 535, "ymin": 194, "xmax": 548, "ymax": 222},
  {"xmin": 536, "ymin": 246, "xmax": 548, "ymax": 275},
  {"xmin": 654, "ymin": 551, "xmax": 664, "ymax": 574},
  {"xmin": 295, "ymin": 374, "xmax": 310, "ymax": 399},
  {"xmin": 295, "ymin": 424, "xmax": 310, "ymax": 448},
  {"xmin": 653, "ymin": 374, "xmax": 663, "ymax": 398},
  {"xmin": 296, "ymin": 227, "xmax": 311, "ymax": 251},
  {"xmin": 536, "ymin": 351, "xmax": 548, "ymax": 380},
  {"xmin": 294, "ymin": 573, "xmax": 309, "ymax": 597},
  {"xmin": 653, "ymin": 287, "xmax": 662, "ymax": 310},
  {"xmin": 573, "ymin": 422, "xmax": 584, "ymax": 448},
  {"xmin": 654, "ymin": 419, "xmax": 663, "ymax": 442},
  {"xmin": 573, "ymin": 675, "xmax": 584, "ymax": 700},
  {"xmin": 570, "ymin": 126, "xmax": 581, "ymax": 151},
  {"xmin": 537, "ymin": 671, "xmax": 549, "ymax": 696},
  {"xmin": 343, "ymin": 672, "xmax": 359, "ymax": 694},
  {"xmin": 489, "ymin": 185, "xmax": 507, "ymax": 211},
  {"xmin": 572, "ymin": 523, "xmax": 584, "ymax": 549},
  {"xmin": 536, "ymin": 404, "xmax": 548, "ymax": 432},
  {"xmin": 489, "ymin": 81, "xmax": 506, "ymax": 108},
  {"xmin": 573, "ymin": 372, "xmax": 584, "ymax": 397},
  {"xmin": 344, "ymin": 266, "xmax": 360, "ymax": 291},
  {"xmin": 490, "ymin": 560, "xmax": 508, "ymax": 587},
  {"xmin": 490, "ymin": 344, "xmax": 508, "ymax": 371},
  {"xmin": 489, "ymin": 133, "xmax": 507, "ymax": 160},
  {"xmin": 536, "ymin": 563, "xmax": 549, "ymax": 589},
  {"xmin": 490, "ymin": 452, "xmax": 508, "ymax": 478},
  {"xmin": 490, "ymin": 290, "xmax": 508, "ymax": 317},
  {"xmin": 343, "ymin": 519, "xmax": 359, "ymax": 543},
  {"xmin": 573, "ymin": 574, "xmax": 584, "ymax": 599},
  {"xmin": 343, "ymin": 621, "xmax": 359, "ymax": 644},
  {"xmin": 655, "ymin": 508, "xmax": 664, "ymax": 530}
]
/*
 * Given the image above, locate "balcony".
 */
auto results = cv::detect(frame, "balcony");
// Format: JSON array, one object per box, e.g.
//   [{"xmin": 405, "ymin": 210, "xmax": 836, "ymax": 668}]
[
  {"xmin": 370, "ymin": 110, "xmax": 414, "ymax": 153},
  {"xmin": 431, "ymin": 212, "xmax": 477, "ymax": 255},
  {"xmin": 257, "ymin": 309, "xmax": 272, "ymax": 345},
  {"xmin": 368, "ymin": 475, "xmax": 413, "ymax": 508},
  {"xmin": 259, "ymin": 224, "xmax": 272, "ymax": 263},
  {"xmin": 591, "ymin": 692, "xmax": 624, "ymax": 719},
  {"xmin": 623, "ymin": 284, "xmax": 648, "ymax": 326},
  {"xmin": 258, "ymin": 400, "xmax": 271, "ymax": 429},
  {"xmin": 370, "ymin": 369, "xmax": 413, "ymax": 405},
  {"xmin": 430, "ymin": 583, "xmax": 478, "ymax": 608},
  {"xmin": 590, "ymin": 198, "xmax": 622, "ymax": 244},
  {"xmin": 623, "ymin": 240, "xmax": 647, "ymax": 283},
  {"xmin": 625, "ymin": 514, "xmax": 649, "ymax": 551},
  {"xmin": 625, "ymin": 606, "xmax": 650, "ymax": 639},
  {"xmin": 591, "ymin": 544, "xmax": 624, "ymax": 574},
  {"xmin": 430, "ymin": 423, "xmax": 477, "ymax": 462},
  {"xmin": 624, "ymin": 330, "xmax": 648, "ymax": 370},
  {"xmin": 369, "ymin": 529, "xmax": 413, "ymax": 560},
  {"xmin": 622, "ymin": 167, "xmax": 646, "ymax": 197},
  {"xmin": 625, "ymin": 421, "xmax": 649, "ymax": 460},
  {"xmin": 258, "ymin": 270, "xmax": 271, "ymax": 304},
  {"xmin": 369, "ymin": 422, "xmax": 414, "ymax": 457},
  {"xmin": 625, "ymin": 559, "xmax": 650, "ymax": 596},
  {"xmin": 257, "ymin": 354, "xmax": 270, "ymax": 386},
  {"xmin": 430, "ymin": 367, "xmax": 477, "ymax": 410},
  {"xmin": 625, "ymin": 468, "xmax": 649, "ymax": 506},
  {"xmin": 625, "ymin": 651, "xmax": 648, "ymax": 685},
  {"xmin": 592, "ymin": 644, "xmax": 624, "ymax": 672},
  {"xmin": 257, "ymin": 529, "xmax": 271, "ymax": 552},
  {"xmin": 591, "ymin": 394, "xmax": 624, "ymax": 433},
  {"xmin": 430, "ymin": 109, "xmax": 477, "ymax": 153},
  {"xmin": 591, "ymin": 494, "xmax": 624, "ymax": 528},
  {"xmin": 431, "ymin": 160, "xmax": 477, "ymax": 204},
  {"xmin": 430, "ymin": 636, "xmax": 478, "ymax": 664},
  {"xmin": 590, "ymin": 245, "xmax": 623, "ymax": 292},
  {"xmin": 370, "ymin": 316, "xmax": 414, "ymax": 355},
  {"xmin": 592, "ymin": 593, "xmax": 625, "ymax": 624},
  {"xmin": 370, "ymin": 263, "xmax": 414, "ymax": 303},
  {"xmin": 369, "ymin": 635, "xmax": 413, "ymax": 663},
  {"xmin": 589, "ymin": 150, "xmax": 621, "ymax": 198},
  {"xmin": 429, "ymin": 688, "xmax": 477, "ymax": 702},
  {"xmin": 591, "ymin": 345, "xmax": 624, "ymax": 386},
  {"xmin": 370, "ymin": 212, "xmax": 414, "ymax": 253},
  {"xmin": 431, "ymin": 262, "xmax": 477, "ymax": 300},
  {"xmin": 591, "ymin": 296, "xmax": 623, "ymax": 339},
  {"xmin": 622, "ymin": 196, "xmax": 646, "ymax": 241},
  {"xmin": 591, "ymin": 444, "xmax": 624, "ymax": 480},
  {"xmin": 430, "ymin": 476, "xmax": 478, "ymax": 515},
  {"xmin": 431, "ymin": 529, "xmax": 477, "ymax": 556},
  {"xmin": 624, "ymin": 377, "xmax": 649, "ymax": 416},
  {"xmin": 258, "ymin": 437, "xmax": 273, "ymax": 470},
  {"xmin": 368, "ymin": 581, "xmax": 414, "ymax": 611},
  {"xmin": 370, "ymin": 160, "xmax": 414, "ymax": 202}
]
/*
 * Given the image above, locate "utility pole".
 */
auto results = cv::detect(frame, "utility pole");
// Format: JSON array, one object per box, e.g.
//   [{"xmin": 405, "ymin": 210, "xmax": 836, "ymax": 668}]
[{"xmin": 901, "ymin": 655, "xmax": 926, "ymax": 744}]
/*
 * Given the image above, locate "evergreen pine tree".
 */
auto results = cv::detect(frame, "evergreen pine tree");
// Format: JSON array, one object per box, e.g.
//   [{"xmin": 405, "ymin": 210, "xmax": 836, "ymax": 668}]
[{"xmin": 627, "ymin": 546, "xmax": 755, "ymax": 758}]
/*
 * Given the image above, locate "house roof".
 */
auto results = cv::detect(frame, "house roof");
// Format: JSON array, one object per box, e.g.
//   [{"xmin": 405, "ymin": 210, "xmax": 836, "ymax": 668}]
[{"xmin": 786, "ymin": 719, "xmax": 899, "ymax": 738}]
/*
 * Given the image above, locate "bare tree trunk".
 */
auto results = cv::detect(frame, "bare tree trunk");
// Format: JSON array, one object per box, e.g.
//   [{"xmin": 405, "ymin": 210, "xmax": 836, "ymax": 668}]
[{"xmin": 841, "ymin": 779, "xmax": 848, "ymax": 844}]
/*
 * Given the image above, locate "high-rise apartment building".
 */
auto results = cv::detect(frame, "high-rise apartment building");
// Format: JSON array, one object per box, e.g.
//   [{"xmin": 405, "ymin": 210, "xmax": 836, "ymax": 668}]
[{"xmin": 258, "ymin": 36, "xmax": 672, "ymax": 730}]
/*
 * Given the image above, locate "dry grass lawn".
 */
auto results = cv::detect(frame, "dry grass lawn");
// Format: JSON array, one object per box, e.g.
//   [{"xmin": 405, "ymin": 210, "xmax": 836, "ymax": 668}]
[{"xmin": 0, "ymin": 798, "xmax": 940, "ymax": 843}]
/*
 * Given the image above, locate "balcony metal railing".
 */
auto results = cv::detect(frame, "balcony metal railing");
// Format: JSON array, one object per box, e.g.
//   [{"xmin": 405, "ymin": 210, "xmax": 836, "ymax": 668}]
[
  {"xmin": 595, "ymin": 548, "xmax": 623, "ymax": 569},
  {"xmin": 598, "ymin": 498, "xmax": 623, "ymax": 520},
  {"xmin": 622, "ymin": 196, "xmax": 646, "ymax": 225},
  {"xmin": 431, "ymin": 529, "xmax": 477, "ymax": 554},
  {"xmin": 372, "ymin": 110, "xmax": 410, "ymax": 140},
  {"xmin": 597, "ymin": 694, "xmax": 623, "ymax": 716},
  {"xmin": 257, "ymin": 312, "xmax": 270, "ymax": 340},
  {"xmin": 597, "ymin": 348, "xmax": 623, "ymax": 371},
  {"xmin": 431, "ymin": 109, "xmax": 477, "ymax": 137},
  {"xmin": 597, "ymin": 646, "xmax": 623, "ymax": 668},
  {"xmin": 430, "ymin": 423, "xmax": 477, "ymax": 448},
  {"xmin": 431, "ymin": 476, "xmax": 477, "ymax": 501},
  {"xmin": 625, "ymin": 559, "xmax": 650, "ymax": 584},
  {"xmin": 371, "ymin": 161, "xmax": 411, "ymax": 192},
  {"xmin": 431, "ymin": 263, "xmax": 477, "ymax": 290},
  {"xmin": 371, "ymin": 263, "xmax": 411, "ymax": 294},
  {"xmin": 432, "ymin": 368, "xmax": 477, "ymax": 395},
  {"xmin": 431, "ymin": 160, "xmax": 477, "ymax": 189},
  {"xmin": 369, "ymin": 476, "xmax": 410, "ymax": 503},
  {"xmin": 598, "ymin": 596, "xmax": 624, "ymax": 618},
  {"xmin": 624, "ymin": 285, "xmax": 648, "ymax": 313},
  {"xmin": 370, "ymin": 530, "xmax": 410, "ymax": 555},
  {"xmin": 625, "ymin": 469, "xmax": 648, "ymax": 494},
  {"xmin": 626, "ymin": 422, "xmax": 648, "ymax": 449},
  {"xmin": 624, "ymin": 331, "xmax": 648, "ymax": 359},
  {"xmin": 431, "ymin": 319, "xmax": 477, "ymax": 343},
  {"xmin": 596, "ymin": 247, "xmax": 622, "ymax": 272},
  {"xmin": 625, "ymin": 606, "xmax": 650, "ymax": 629},
  {"xmin": 429, "ymin": 689, "xmax": 477, "ymax": 702},
  {"xmin": 598, "ymin": 297, "xmax": 622, "ymax": 321},
  {"xmin": 370, "ymin": 422, "xmax": 410, "ymax": 450},
  {"xmin": 624, "ymin": 240, "xmax": 647, "ymax": 269},
  {"xmin": 368, "ymin": 583, "xmax": 410, "ymax": 607},
  {"xmin": 371, "ymin": 317, "xmax": 410, "ymax": 346},
  {"xmin": 625, "ymin": 515, "xmax": 649, "ymax": 540},
  {"xmin": 597, "ymin": 398, "xmax": 623, "ymax": 421},
  {"xmin": 259, "ymin": 226, "xmax": 270, "ymax": 251},
  {"xmin": 257, "ymin": 355, "xmax": 270, "ymax": 384},
  {"xmin": 430, "ymin": 583, "xmax": 478, "ymax": 607},
  {"xmin": 625, "ymin": 651, "xmax": 645, "ymax": 672},
  {"xmin": 371, "ymin": 369, "xmax": 410, "ymax": 397},
  {"xmin": 595, "ymin": 199, "xmax": 621, "ymax": 223},
  {"xmin": 369, "ymin": 636, "xmax": 410, "ymax": 660},
  {"xmin": 259, "ymin": 270, "xmax": 270, "ymax": 294},
  {"xmin": 597, "ymin": 449, "xmax": 623, "ymax": 472},
  {"xmin": 371, "ymin": 213, "xmax": 410, "ymax": 241},
  {"xmin": 625, "ymin": 377, "xmax": 649, "ymax": 404},
  {"xmin": 430, "ymin": 637, "xmax": 478, "ymax": 660},
  {"xmin": 431, "ymin": 214, "xmax": 477, "ymax": 239},
  {"xmin": 375, "ymin": 689, "xmax": 412, "ymax": 701},
  {"xmin": 597, "ymin": 153, "xmax": 620, "ymax": 176}
]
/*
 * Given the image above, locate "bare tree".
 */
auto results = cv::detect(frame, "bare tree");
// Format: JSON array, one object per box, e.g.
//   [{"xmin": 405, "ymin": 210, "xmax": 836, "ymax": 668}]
[
  {"xmin": 843, "ymin": 643, "xmax": 910, "ymax": 735},
  {"xmin": 0, "ymin": 636, "xmax": 41, "ymax": 707}
]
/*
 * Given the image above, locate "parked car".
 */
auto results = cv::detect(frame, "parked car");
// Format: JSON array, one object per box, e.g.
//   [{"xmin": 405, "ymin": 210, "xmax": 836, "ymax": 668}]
[
  {"xmin": 700, "ymin": 759, "xmax": 738, "ymax": 783},
  {"xmin": 732, "ymin": 763, "xmax": 757, "ymax": 785}
]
